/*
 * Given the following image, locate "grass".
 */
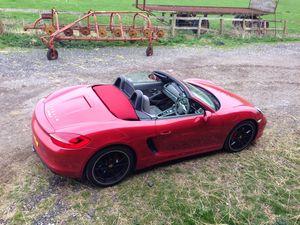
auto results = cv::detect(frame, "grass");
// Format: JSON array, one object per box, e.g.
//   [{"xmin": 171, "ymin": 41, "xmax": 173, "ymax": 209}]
[
  {"xmin": 1, "ymin": 30, "xmax": 300, "ymax": 51},
  {"xmin": 0, "ymin": 124, "xmax": 299, "ymax": 224},
  {"xmin": 0, "ymin": 0, "xmax": 300, "ymax": 21},
  {"xmin": 1, "ymin": 0, "xmax": 300, "ymax": 29},
  {"xmin": 0, "ymin": 1, "xmax": 299, "ymax": 224},
  {"xmin": 0, "ymin": 0, "xmax": 300, "ymax": 50}
]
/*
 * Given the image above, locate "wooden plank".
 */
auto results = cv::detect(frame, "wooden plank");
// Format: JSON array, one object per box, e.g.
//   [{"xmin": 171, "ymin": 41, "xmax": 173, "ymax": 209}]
[
  {"xmin": 151, "ymin": 15, "xmax": 300, "ymax": 24},
  {"xmin": 171, "ymin": 13, "xmax": 176, "ymax": 37}
]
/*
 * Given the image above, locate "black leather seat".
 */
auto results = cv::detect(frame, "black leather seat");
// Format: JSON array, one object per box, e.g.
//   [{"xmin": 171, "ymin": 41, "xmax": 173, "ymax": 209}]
[
  {"xmin": 114, "ymin": 76, "xmax": 125, "ymax": 89},
  {"xmin": 130, "ymin": 90, "xmax": 143, "ymax": 111},
  {"xmin": 130, "ymin": 90, "xmax": 162, "ymax": 116},
  {"xmin": 142, "ymin": 95, "xmax": 162, "ymax": 115},
  {"xmin": 114, "ymin": 76, "xmax": 135, "ymax": 98}
]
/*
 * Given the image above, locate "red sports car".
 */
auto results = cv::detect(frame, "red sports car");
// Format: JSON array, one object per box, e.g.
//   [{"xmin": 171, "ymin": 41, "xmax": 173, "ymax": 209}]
[{"xmin": 32, "ymin": 71, "xmax": 266, "ymax": 187}]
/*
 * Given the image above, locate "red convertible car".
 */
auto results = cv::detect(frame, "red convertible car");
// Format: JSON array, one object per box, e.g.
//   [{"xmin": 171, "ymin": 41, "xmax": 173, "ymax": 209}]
[{"xmin": 32, "ymin": 71, "xmax": 266, "ymax": 187}]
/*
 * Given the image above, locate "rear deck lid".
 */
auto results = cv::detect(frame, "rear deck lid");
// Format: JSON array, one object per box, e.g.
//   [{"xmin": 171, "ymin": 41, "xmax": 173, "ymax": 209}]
[{"xmin": 44, "ymin": 85, "xmax": 116, "ymax": 130}]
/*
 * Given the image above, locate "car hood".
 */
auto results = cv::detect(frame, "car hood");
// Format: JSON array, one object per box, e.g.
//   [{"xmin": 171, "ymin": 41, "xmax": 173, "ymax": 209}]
[
  {"xmin": 185, "ymin": 79, "xmax": 254, "ymax": 111},
  {"xmin": 43, "ymin": 85, "xmax": 116, "ymax": 131}
]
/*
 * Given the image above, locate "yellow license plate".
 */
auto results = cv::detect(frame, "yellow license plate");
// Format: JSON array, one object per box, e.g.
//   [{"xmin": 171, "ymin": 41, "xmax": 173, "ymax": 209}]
[{"xmin": 33, "ymin": 135, "xmax": 39, "ymax": 147}]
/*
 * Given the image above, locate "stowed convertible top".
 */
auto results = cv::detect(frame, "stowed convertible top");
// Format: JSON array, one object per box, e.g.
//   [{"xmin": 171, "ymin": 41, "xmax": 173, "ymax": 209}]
[{"xmin": 92, "ymin": 85, "xmax": 138, "ymax": 121}]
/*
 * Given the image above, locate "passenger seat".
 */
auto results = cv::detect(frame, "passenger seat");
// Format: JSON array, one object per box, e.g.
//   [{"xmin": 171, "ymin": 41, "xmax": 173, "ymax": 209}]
[{"xmin": 142, "ymin": 95, "xmax": 162, "ymax": 115}]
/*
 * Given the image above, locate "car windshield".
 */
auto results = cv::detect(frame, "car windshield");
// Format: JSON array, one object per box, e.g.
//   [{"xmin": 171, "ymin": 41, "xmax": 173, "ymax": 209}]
[
  {"xmin": 123, "ymin": 71, "xmax": 161, "ymax": 83},
  {"xmin": 184, "ymin": 82, "xmax": 219, "ymax": 111}
]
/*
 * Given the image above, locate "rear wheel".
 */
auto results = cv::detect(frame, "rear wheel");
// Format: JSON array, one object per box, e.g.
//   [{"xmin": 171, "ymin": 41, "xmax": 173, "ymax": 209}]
[
  {"xmin": 85, "ymin": 146, "xmax": 134, "ymax": 187},
  {"xmin": 46, "ymin": 49, "xmax": 58, "ymax": 60},
  {"xmin": 224, "ymin": 121, "xmax": 256, "ymax": 152}
]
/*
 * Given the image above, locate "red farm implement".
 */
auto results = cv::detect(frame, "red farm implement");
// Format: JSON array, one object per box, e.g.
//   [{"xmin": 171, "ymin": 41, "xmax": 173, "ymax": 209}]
[{"xmin": 24, "ymin": 9, "xmax": 165, "ymax": 60}]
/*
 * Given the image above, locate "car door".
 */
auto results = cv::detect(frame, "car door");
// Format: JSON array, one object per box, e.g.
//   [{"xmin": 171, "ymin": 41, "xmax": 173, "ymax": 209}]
[{"xmin": 153, "ymin": 112, "xmax": 222, "ymax": 157}]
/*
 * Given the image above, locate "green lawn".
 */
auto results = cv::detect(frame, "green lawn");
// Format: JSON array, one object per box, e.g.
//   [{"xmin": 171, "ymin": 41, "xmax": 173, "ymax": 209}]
[
  {"xmin": 1, "ymin": 0, "xmax": 299, "ymax": 50},
  {"xmin": 0, "ymin": 1, "xmax": 300, "ymax": 225},
  {"xmin": 1, "ymin": 0, "xmax": 300, "ymax": 21},
  {"xmin": 0, "ymin": 0, "xmax": 299, "ymax": 48}
]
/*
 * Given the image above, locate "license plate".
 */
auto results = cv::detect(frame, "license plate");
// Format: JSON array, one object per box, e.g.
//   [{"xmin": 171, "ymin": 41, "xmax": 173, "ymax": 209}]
[{"xmin": 33, "ymin": 135, "xmax": 39, "ymax": 147}]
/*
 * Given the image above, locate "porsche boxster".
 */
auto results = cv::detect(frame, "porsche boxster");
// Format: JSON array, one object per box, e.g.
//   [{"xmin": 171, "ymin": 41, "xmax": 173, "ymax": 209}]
[{"xmin": 32, "ymin": 71, "xmax": 266, "ymax": 186}]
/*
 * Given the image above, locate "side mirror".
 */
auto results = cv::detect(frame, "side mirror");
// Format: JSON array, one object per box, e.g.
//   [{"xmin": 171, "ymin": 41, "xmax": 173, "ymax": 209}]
[
  {"xmin": 204, "ymin": 111, "xmax": 212, "ymax": 122},
  {"xmin": 148, "ymin": 73, "xmax": 159, "ymax": 81}
]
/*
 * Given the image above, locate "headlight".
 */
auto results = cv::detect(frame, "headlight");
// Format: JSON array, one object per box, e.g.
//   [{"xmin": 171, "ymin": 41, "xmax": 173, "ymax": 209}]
[{"xmin": 255, "ymin": 107, "xmax": 263, "ymax": 114}]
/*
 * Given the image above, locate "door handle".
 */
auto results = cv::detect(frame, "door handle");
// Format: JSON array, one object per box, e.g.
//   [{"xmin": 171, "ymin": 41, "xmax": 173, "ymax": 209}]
[
  {"xmin": 149, "ymin": 88, "xmax": 158, "ymax": 93},
  {"xmin": 160, "ymin": 130, "xmax": 172, "ymax": 135}
]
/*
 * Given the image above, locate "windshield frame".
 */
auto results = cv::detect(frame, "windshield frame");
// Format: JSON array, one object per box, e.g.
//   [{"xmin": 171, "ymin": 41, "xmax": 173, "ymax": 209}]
[{"xmin": 183, "ymin": 82, "xmax": 220, "ymax": 111}]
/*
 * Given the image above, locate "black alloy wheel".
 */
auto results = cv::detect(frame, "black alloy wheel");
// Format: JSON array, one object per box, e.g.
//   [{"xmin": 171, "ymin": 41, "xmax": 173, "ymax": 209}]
[
  {"xmin": 225, "ymin": 121, "xmax": 256, "ymax": 152},
  {"xmin": 86, "ymin": 147, "xmax": 134, "ymax": 187}
]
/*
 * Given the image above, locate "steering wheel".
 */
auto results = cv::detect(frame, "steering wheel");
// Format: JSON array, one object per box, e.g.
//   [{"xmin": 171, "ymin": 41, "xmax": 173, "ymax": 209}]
[{"xmin": 175, "ymin": 96, "xmax": 190, "ymax": 115}]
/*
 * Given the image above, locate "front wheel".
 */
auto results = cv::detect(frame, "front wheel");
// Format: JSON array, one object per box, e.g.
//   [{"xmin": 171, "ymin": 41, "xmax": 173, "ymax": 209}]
[
  {"xmin": 224, "ymin": 121, "xmax": 256, "ymax": 152},
  {"xmin": 85, "ymin": 146, "xmax": 134, "ymax": 187},
  {"xmin": 146, "ymin": 45, "xmax": 153, "ymax": 56}
]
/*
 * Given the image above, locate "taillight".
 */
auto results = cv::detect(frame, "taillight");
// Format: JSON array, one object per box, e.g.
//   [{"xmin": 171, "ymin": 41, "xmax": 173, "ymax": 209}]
[{"xmin": 50, "ymin": 132, "xmax": 90, "ymax": 149}]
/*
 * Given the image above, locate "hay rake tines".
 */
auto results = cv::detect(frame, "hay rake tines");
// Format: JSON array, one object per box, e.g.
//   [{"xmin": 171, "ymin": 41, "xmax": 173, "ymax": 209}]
[{"xmin": 24, "ymin": 9, "xmax": 164, "ymax": 60}]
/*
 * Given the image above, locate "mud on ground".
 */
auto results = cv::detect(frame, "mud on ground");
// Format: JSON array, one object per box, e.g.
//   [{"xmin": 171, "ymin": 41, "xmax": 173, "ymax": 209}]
[{"xmin": 0, "ymin": 44, "xmax": 299, "ymax": 224}]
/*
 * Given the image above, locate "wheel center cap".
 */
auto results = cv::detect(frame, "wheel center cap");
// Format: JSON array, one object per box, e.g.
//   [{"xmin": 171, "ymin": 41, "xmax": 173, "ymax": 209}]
[{"xmin": 108, "ymin": 164, "xmax": 113, "ymax": 168}]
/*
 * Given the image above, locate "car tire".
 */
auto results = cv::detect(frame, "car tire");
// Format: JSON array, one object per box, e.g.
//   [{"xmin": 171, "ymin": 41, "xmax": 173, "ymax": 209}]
[
  {"xmin": 224, "ymin": 121, "xmax": 256, "ymax": 153},
  {"xmin": 85, "ymin": 146, "xmax": 134, "ymax": 187}
]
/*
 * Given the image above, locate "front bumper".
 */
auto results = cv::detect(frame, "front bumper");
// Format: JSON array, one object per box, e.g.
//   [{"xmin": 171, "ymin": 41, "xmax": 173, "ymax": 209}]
[{"xmin": 255, "ymin": 114, "xmax": 267, "ymax": 140}]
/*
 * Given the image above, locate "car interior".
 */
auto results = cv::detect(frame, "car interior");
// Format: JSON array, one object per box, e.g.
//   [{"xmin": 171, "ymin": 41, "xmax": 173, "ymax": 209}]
[{"xmin": 114, "ymin": 72, "xmax": 205, "ymax": 120}]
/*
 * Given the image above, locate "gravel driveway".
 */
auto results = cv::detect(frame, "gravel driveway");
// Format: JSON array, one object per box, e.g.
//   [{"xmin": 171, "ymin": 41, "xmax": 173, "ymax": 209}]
[
  {"xmin": 0, "ymin": 44, "xmax": 300, "ymax": 182},
  {"xmin": 0, "ymin": 44, "xmax": 299, "ymax": 224}
]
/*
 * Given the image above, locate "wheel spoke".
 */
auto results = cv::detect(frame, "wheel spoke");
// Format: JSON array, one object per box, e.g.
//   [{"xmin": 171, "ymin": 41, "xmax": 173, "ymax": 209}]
[
  {"xmin": 92, "ymin": 151, "xmax": 130, "ymax": 185},
  {"xmin": 229, "ymin": 124, "xmax": 254, "ymax": 151}
]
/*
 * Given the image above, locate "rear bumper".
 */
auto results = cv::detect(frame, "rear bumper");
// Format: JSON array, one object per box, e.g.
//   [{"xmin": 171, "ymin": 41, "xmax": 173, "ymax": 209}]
[
  {"xmin": 32, "ymin": 101, "xmax": 93, "ymax": 178},
  {"xmin": 32, "ymin": 144, "xmax": 62, "ymax": 177}
]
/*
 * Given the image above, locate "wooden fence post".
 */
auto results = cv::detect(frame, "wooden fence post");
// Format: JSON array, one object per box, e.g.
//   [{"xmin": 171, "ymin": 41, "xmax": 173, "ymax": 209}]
[
  {"xmin": 197, "ymin": 17, "xmax": 202, "ymax": 37},
  {"xmin": 283, "ymin": 20, "xmax": 288, "ymax": 35},
  {"xmin": 242, "ymin": 18, "xmax": 246, "ymax": 38},
  {"xmin": 219, "ymin": 18, "xmax": 224, "ymax": 35},
  {"xmin": 171, "ymin": 13, "xmax": 176, "ymax": 37},
  {"xmin": 242, "ymin": 19, "xmax": 246, "ymax": 31},
  {"xmin": 161, "ymin": 12, "xmax": 165, "ymax": 23}
]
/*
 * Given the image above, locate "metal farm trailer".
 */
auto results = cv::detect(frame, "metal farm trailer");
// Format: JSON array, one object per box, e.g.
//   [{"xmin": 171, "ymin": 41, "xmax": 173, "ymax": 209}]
[{"xmin": 135, "ymin": 0, "xmax": 279, "ymax": 31}]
